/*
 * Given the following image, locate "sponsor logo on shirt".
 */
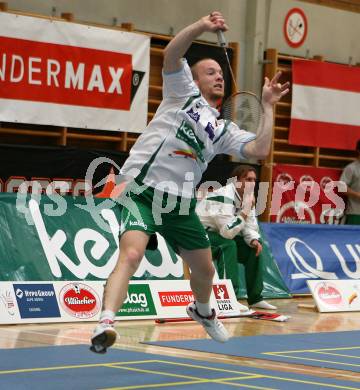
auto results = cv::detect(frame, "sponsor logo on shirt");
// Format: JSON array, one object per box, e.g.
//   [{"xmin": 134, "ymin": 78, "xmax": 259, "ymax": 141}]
[
  {"xmin": 186, "ymin": 108, "xmax": 200, "ymax": 123},
  {"xmin": 176, "ymin": 121, "xmax": 205, "ymax": 162},
  {"xmin": 204, "ymin": 122, "xmax": 215, "ymax": 140},
  {"xmin": 129, "ymin": 220, "xmax": 148, "ymax": 230},
  {"xmin": 168, "ymin": 149, "xmax": 197, "ymax": 160}
]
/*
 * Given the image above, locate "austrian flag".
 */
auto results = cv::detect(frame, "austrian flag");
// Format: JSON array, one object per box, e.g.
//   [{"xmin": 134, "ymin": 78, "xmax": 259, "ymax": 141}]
[{"xmin": 290, "ymin": 59, "xmax": 360, "ymax": 150}]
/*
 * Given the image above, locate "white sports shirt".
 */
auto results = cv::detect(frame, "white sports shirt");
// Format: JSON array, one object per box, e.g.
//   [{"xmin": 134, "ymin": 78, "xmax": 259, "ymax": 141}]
[{"xmin": 121, "ymin": 59, "xmax": 256, "ymax": 198}]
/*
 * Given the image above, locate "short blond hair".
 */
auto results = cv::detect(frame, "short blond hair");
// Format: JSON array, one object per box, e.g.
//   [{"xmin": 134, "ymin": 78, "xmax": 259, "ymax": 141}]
[{"xmin": 190, "ymin": 58, "xmax": 221, "ymax": 80}]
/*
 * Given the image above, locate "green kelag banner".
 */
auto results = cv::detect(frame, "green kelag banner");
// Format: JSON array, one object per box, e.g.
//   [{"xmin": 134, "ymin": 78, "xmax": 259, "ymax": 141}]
[
  {"xmin": 0, "ymin": 193, "xmax": 289, "ymax": 299},
  {"xmin": 0, "ymin": 193, "xmax": 183, "ymax": 281}
]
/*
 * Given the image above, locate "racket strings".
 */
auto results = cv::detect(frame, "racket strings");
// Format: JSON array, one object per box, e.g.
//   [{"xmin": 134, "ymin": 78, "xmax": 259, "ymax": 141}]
[{"xmin": 222, "ymin": 93, "xmax": 263, "ymax": 133}]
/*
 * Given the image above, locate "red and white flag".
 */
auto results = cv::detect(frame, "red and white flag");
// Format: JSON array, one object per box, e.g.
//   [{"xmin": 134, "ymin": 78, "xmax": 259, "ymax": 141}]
[{"xmin": 290, "ymin": 59, "xmax": 360, "ymax": 150}]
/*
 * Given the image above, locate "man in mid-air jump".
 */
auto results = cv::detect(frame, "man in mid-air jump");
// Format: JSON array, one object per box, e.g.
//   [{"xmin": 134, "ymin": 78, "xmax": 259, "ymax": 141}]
[{"xmin": 91, "ymin": 11, "xmax": 289, "ymax": 353}]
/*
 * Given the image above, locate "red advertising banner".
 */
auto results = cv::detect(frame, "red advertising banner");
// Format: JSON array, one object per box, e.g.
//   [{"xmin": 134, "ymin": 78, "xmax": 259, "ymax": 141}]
[
  {"xmin": 271, "ymin": 164, "xmax": 344, "ymax": 224},
  {"xmin": 0, "ymin": 12, "xmax": 149, "ymax": 132},
  {"xmin": 0, "ymin": 36, "xmax": 132, "ymax": 110},
  {"xmin": 290, "ymin": 59, "xmax": 360, "ymax": 150}
]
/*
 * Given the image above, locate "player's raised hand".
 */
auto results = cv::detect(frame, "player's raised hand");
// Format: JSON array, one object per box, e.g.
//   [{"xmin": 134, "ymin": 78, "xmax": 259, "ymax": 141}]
[
  {"xmin": 262, "ymin": 71, "xmax": 290, "ymax": 106},
  {"xmin": 201, "ymin": 11, "xmax": 228, "ymax": 33}
]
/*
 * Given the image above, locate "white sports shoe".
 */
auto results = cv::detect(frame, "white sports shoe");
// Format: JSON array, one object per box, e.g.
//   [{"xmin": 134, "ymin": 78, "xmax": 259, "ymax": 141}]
[
  {"xmin": 237, "ymin": 301, "xmax": 251, "ymax": 312},
  {"xmin": 186, "ymin": 302, "xmax": 229, "ymax": 343},
  {"xmin": 90, "ymin": 319, "xmax": 118, "ymax": 354},
  {"xmin": 251, "ymin": 300, "xmax": 277, "ymax": 310},
  {"xmin": 236, "ymin": 301, "xmax": 255, "ymax": 316}
]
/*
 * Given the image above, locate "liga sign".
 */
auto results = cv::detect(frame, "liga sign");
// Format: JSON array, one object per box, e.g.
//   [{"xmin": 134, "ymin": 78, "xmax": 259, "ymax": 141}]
[{"xmin": 0, "ymin": 12, "xmax": 150, "ymax": 132}]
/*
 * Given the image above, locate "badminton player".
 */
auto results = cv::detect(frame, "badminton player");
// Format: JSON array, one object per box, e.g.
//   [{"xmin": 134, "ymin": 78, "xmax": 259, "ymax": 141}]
[{"xmin": 91, "ymin": 11, "xmax": 289, "ymax": 353}]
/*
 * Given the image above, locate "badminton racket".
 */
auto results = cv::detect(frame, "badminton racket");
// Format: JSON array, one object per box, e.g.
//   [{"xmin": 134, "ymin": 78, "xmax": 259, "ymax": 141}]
[{"xmin": 217, "ymin": 30, "xmax": 264, "ymax": 134}]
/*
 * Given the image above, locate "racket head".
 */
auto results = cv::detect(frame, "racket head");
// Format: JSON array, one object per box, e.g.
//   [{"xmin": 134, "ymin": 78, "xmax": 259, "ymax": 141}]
[{"xmin": 221, "ymin": 91, "xmax": 264, "ymax": 133}]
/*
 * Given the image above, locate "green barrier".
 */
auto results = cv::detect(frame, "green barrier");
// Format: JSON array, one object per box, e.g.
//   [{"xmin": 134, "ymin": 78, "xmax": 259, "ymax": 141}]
[
  {"xmin": 0, "ymin": 193, "xmax": 182, "ymax": 281},
  {"xmin": 0, "ymin": 193, "xmax": 290, "ymax": 299}
]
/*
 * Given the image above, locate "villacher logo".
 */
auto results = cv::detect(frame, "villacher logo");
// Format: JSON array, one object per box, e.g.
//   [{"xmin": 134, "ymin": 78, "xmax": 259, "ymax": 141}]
[
  {"xmin": 315, "ymin": 282, "xmax": 343, "ymax": 306},
  {"xmin": 59, "ymin": 283, "xmax": 100, "ymax": 319}
]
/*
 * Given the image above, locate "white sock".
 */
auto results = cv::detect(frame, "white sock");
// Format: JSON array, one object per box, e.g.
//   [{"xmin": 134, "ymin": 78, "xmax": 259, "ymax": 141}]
[
  {"xmin": 195, "ymin": 301, "xmax": 212, "ymax": 317},
  {"xmin": 100, "ymin": 310, "xmax": 115, "ymax": 322}
]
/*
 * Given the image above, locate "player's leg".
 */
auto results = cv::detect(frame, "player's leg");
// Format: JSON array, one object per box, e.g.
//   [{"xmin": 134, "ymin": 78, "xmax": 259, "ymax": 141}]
[
  {"xmin": 103, "ymin": 230, "xmax": 150, "ymax": 312},
  {"xmin": 161, "ymin": 208, "xmax": 214, "ymax": 308},
  {"xmin": 90, "ymin": 230, "xmax": 149, "ymax": 353},
  {"xmin": 180, "ymin": 246, "xmax": 229, "ymax": 342},
  {"xmin": 181, "ymin": 246, "xmax": 214, "ymax": 304},
  {"xmin": 163, "ymin": 207, "xmax": 229, "ymax": 342},
  {"xmin": 91, "ymin": 187, "xmax": 155, "ymax": 353}
]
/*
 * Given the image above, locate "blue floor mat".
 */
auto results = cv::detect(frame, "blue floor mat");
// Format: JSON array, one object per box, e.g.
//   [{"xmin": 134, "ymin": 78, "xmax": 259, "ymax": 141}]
[
  {"xmin": 0, "ymin": 344, "xmax": 359, "ymax": 389},
  {"xmin": 145, "ymin": 330, "xmax": 360, "ymax": 373}
]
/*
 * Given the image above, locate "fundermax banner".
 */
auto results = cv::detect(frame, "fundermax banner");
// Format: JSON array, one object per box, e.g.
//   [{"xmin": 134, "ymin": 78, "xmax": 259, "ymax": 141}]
[
  {"xmin": 0, "ymin": 12, "xmax": 149, "ymax": 132},
  {"xmin": 261, "ymin": 223, "xmax": 360, "ymax": 294}
]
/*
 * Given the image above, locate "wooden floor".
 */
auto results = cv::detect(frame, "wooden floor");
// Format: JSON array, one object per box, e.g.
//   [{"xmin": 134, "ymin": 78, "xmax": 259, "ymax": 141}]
[{"xmin": 1, "ymin": 296, "xmax": 360, "ymax": 385}]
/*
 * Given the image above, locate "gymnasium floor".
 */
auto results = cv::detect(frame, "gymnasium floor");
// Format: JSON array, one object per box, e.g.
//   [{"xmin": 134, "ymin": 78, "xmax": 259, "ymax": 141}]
[{"xmin": 1, "ymin": 297, "xmax": 360, "ymax": 389}]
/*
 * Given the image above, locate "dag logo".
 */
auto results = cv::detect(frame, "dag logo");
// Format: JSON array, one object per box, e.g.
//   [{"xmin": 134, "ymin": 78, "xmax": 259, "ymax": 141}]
[
  {"xmin": 316, "ymin": 282, "xmax": 342, "ymax": 305},
  {"xmin": 117, "ymin": 284, "xmax": 157, "ymax": 316},
  {"xmin": 60, "ymin": 283, "xmax": 100, "ymax": 319}
]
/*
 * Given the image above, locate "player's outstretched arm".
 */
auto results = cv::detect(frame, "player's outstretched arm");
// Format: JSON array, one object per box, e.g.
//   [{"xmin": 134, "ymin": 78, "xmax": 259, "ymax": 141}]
[
  {"xmin": 163, "ymin": 11, "xmax": 228, "ymax": 74},
  {"xmin": 243, "ymin": 72, "xmax": 290, "ymax": 159}
]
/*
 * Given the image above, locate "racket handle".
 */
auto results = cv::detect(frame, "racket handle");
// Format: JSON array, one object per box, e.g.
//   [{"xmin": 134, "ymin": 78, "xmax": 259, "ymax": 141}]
[{"xmin": 216, "ymin": 30, "xmax": 227, "ymax": 47}]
